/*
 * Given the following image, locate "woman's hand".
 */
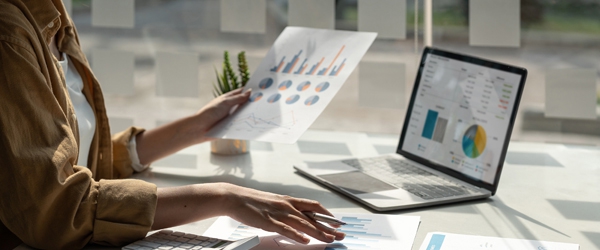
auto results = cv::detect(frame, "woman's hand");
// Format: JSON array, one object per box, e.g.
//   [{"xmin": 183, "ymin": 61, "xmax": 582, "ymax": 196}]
[
  {"xmin": 194, "ymin": 88, "xmax": 251, "ymax": 141},
  {"xmin": 221, "ymin": 184, "xmax": 346, "ymax": 244},
  {"xmin": 153, "ymin": 183, "xmax": 345, "ymax": 244}
]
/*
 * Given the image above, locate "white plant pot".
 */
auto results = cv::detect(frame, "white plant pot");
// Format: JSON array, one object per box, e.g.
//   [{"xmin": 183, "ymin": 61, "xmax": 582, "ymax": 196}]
[{"xmin": 210, "ymin": 139, "xmax": 249, "ymax": 155}]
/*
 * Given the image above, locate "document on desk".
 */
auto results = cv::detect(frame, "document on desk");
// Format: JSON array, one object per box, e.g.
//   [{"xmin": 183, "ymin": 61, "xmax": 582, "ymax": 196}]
[
  {"xmin": 203, "ymin": 213, "xmax": 420, "ymax": 250},
  {"xmin": 419, "ymin": 232, "xmax": 580, "ymax": 250},
  {"xmin": 206, "ymin": 27, "xmax": 377, "ymax": 144}
]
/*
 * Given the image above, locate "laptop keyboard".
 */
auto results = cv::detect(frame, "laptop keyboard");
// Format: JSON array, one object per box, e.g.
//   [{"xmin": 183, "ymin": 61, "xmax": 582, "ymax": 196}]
[{"xmin": 341, "ymin": 156, "xmax": 478, "ymax": 200}]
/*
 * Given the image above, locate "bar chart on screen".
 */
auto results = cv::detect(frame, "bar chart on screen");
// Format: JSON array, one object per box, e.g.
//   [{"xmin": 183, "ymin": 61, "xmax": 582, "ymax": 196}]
[
  {"xmin": 206, "ymin": 27, "xmax": 376, "ymax": 143},
  {"xmin": 203, "ymin": 213, "xmax": 421, "ymax": 250}
]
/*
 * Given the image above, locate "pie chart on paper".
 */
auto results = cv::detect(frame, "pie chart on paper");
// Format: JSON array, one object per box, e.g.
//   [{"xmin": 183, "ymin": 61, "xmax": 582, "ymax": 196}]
[
  {"xmin": 462, "ymin": 125, "xmax": 486, "ymax": 158},
  {"xmin": 286, "ymin": 94, "xmax": 300, "ymax": 104},
  {"xmin": 267, "ymin": 93, "xmax": 281, "ymax": 103},
  {"xmin": 315, "ymin": 81, "xmax": 330, "ymax": 92},
  {"xmin": 259, "ymin": 78, "xmax": 273, "ymax": 89},
  {"xmin": 304, "ymin": 95, "xmax": 320, "ymax": 106},
  {"xmin": 278, "ymin": 80, "xmax": 292, "ymax": 90},
  {"xmin": 249, "ymin": 92, "xmax": 263, "ymax": 102},
  {"xmin": 297, "ymin": 81, "xmax": 311, "ymax": 91}
]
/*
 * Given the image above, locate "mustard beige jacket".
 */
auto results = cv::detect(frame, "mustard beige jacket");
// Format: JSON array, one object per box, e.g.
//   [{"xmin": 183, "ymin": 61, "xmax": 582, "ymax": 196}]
[{"xmin": 0, "ymin": 0, "xmax": 158, "ymax": 248}]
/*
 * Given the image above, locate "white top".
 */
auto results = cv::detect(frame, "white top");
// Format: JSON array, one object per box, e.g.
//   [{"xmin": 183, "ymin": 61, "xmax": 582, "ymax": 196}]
[
  {"xmin": 58, "ymin": 53, "xmax": 147, "ymax": 171},
  {"xmin": 58, "ymin": 54, "xmax": 96, "ymax": 167}
]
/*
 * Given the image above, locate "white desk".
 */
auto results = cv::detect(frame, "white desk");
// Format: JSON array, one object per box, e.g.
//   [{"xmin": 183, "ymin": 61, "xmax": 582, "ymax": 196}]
[{"xmin": 88, "ymin": 130, "xmax": 600, "ymax": 249}]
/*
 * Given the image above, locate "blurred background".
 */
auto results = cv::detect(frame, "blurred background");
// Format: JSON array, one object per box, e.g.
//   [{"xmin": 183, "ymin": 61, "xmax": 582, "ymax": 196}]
[{"xmin": 67, "ymin": 0, "xmax": 600, "ymax": 146}]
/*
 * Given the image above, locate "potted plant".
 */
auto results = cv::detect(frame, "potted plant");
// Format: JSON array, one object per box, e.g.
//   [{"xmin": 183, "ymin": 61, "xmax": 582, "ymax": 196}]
[{"xmin": 210, "ymin": 51, "xmax": 250, "ymax": 155}]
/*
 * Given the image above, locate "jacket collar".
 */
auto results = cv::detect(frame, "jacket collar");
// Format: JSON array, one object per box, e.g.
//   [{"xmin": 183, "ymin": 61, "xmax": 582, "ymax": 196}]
[{"xmin": 21, "ymin": 0, "xmax": 63, "ymax": 44}]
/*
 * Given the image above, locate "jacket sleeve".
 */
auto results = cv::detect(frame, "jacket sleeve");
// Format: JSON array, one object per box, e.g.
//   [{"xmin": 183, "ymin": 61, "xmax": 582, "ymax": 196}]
[
  {"xmin": 112, "ymin": 126, "xmax": 146, "ymax": 178},
  {"xmin": 0, "ymin": 39, "xmax": 157, "ymax": 248}
]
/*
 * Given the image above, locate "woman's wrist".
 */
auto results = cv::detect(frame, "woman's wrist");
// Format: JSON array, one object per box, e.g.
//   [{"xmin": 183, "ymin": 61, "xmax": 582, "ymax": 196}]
[
  {"xmin": 153, "ymin": 183, "xmax": 234, "ymax": 230},
  {"xmin": 186, "ymin": 112, "xmax": 211, "ymax": 144},
  {"xmin": 213, "ymin": 182, "xmax": 240, "ymax": 216}
]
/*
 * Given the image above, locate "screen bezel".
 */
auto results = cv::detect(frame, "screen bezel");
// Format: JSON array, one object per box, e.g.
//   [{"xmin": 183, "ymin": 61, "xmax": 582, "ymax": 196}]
[{"xmin": 397, "ymin": 47, "xmax": 527, "ymax": 195}]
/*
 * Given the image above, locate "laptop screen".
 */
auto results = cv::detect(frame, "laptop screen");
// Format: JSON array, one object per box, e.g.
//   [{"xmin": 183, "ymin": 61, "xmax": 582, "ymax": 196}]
[{"xmin": 401, "ymin": 48, "xmax": 525, "ymax": 186}]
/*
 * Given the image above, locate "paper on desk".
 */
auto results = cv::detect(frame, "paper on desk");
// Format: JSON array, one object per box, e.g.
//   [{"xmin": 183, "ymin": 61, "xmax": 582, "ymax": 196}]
[
  {"xmin": 203, "ymin": 213, "xmax": 420, "ymax": 250},
  {"xmin": 419, "ymin": 232, "xmax": 579, "ymax": 250},
  {"xmin": 206, "ymin": 27, "xmax": 376, "ymax": 144}
]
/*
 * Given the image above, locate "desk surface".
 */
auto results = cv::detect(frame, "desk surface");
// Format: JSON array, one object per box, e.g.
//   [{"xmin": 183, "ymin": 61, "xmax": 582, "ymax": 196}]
[{"xmin": 96, "ymin": 130, "xmax": 600, "ymax": 250}]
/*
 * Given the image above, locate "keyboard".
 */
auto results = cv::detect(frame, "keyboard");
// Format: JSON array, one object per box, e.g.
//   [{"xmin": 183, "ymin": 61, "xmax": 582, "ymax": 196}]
[
  {"xmin": 342, "ymin": 156, "xmax": 478, "ymax": 200},
  {"xmin": 122, "ymin": 230, "xmax": 259, "ymax": 250}
]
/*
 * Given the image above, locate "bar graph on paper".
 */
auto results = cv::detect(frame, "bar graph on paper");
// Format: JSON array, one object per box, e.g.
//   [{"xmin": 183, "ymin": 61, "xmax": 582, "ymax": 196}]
[
  {"xmin": 206, "ymin": 27, "xmax": 376, "ymax": 143},
  {"xmin": 270, "ymin": 46, "xmax": 347, "ymax": 77},
  {"xmin": 202, "ymin": 213, "xmax": 421, "ymax": 250}
]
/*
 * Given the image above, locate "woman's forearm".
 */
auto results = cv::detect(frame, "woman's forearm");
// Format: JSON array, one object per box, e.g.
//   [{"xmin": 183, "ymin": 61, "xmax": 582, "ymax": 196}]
[
  {"xmin": 135, "ymin": 114, "xmax": 206, "ymax": 166},
  {"xmin": 135, "ymin": 89, "xmax": 251, "ymax": 166},
  {"xmin": 152, "ymin": 183, "xmax": 230, "ymax": 230}
]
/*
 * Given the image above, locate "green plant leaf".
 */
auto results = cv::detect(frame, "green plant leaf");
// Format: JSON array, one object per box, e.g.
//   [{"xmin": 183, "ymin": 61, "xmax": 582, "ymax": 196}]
[
  {"xmin": 221, "ymin": 68, "xmax": 231, "ymax": 93},
  {"xmin": 224, "ymin": 50, "xmax": 239, "ymax": 90},
  {"xmin": 214, "ymin": 67, "xmax": 226, "ymax": 96},
  {"xmin": 238, "ymin": 51, "xmax": 250, "ymax": 87},
  {"xmin": 213, "ymin": 82, "xmax": 222, "ymax": 97},
  {"xmin": 214, "ymin": 50, "xmax": 251, "ymax": 95}
]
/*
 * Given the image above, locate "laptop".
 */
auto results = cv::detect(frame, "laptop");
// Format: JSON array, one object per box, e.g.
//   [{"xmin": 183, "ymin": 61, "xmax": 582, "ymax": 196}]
[{"xmin": 294, "ymin": 47, "xmax": 527, "ymax": 211}]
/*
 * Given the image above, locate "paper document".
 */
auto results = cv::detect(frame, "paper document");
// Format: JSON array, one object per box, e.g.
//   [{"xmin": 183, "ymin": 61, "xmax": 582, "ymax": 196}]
[
  {"xmin": 419, "ymin": 232, "xmax": 579, "ymax": 250},
  {"xmin": 206, "ymin": 27, "xmax": 377, "ymax": 143},
  {"xmin": 203, "ymin": 213, "xmax": 420, "ymax": 250}
]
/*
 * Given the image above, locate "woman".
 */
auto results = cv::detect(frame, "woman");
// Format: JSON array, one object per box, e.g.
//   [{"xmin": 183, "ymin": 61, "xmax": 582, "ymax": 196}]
[{"xmin": 0, "ymin": 0, "xmax": 345, "ymax": 248}]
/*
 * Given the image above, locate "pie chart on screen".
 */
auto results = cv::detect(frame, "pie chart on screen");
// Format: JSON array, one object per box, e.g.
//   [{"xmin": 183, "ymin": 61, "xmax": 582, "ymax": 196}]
[
  {"xmin": 304, "ymin": 95, "xmax": 319, "ymax": 106},
  {"xmin": 462, "ymin": 125, "xmax": 486, "ymax": 158}
]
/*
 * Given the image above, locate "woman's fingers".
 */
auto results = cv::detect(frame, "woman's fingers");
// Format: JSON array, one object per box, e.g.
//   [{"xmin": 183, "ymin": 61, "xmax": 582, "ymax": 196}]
[
  {"xmin": 289, "ymin": 197, "xmax": 333, "ymax": 216},
  {"xmin": 307, "ymin": 217, "xmax": 346, "ymax": 240},
  {"xmin": 275, "ymin": 196, "xmax": 346, "ymax": 241},
  {"xmin": 263, "ymin": 218, "xmax": 311, "ymax": 244},
  {"xmin": 292, "ymin": 211, "xmax": 346, "ymax": 240},
  {"xmin": 287, "ymin": 197, "xmax": 344, "ymax": 229},
  {"xmin": 222, "ymin": 88, "xmax": 251, "ymax": 106},
  {"xmin": 260, "ymin": 213, "xmax": 337, "ymax": 244},
  {"xmin": 223, "ymin": 87, "xmax": 244, "ymax": 96},
  {"xmin": 281, "ymin": 214, "xmax": 336, "ymax": 243},
  {"xmin": 226, "ymin": 187, "xmax": 345, "ymax": 244}
]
